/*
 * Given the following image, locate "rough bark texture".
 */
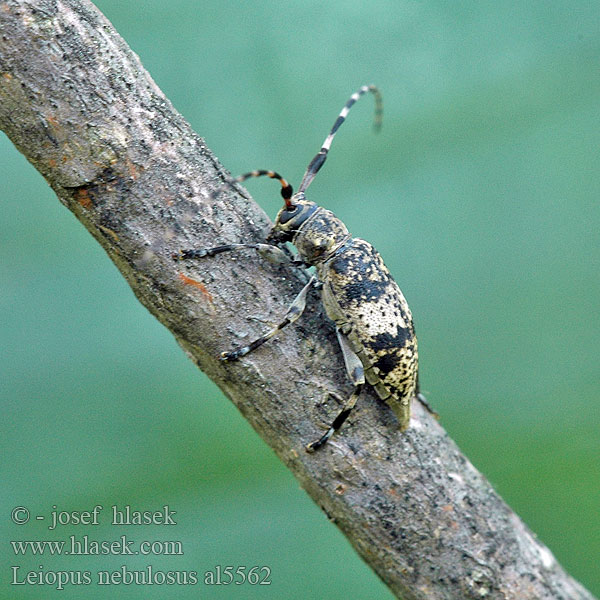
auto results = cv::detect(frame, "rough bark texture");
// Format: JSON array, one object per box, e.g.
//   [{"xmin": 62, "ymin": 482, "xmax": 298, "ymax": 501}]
[{"xmin": 0, "ymin": 2, "xmax": 595, "ymax": 599}]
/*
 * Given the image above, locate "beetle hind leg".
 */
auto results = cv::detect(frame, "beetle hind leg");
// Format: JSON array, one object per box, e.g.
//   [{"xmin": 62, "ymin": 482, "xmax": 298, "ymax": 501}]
[
  {"xmin": 306, "ymin": 327, "xmax": 365, "ymax": 452},
  {"xmin": 416, "ymin": 391, "xmax": 439, "ymax": 419},
  {"xmin": 414, "ymin": 373, "xmax": 439, "ymax": 419},
  {"xmin": 306, "ymin": 384, "xmax": 363, "ymax": 452}
]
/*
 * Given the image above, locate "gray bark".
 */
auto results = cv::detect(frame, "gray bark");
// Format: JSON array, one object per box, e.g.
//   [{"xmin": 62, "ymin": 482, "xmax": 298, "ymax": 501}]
[{"xmin": 0, "ymin": 2, "xmax": 595, "ymax": 599}]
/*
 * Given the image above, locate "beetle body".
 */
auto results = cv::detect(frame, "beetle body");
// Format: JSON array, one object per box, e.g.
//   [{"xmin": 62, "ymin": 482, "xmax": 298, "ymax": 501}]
[{"xmin": 269, "ymin": 195, "xmax": 417, "ymax": 430}]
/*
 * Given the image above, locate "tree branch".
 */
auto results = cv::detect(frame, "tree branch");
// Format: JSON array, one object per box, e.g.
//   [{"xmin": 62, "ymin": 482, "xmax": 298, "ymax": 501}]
[{"xmin": 0, "ymin": 2, "xmax": 595, "ymax": 599}]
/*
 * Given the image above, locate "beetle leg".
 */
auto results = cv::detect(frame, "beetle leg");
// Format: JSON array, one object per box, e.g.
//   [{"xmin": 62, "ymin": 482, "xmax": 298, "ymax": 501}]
[
  {"xmin": 416, "ymin": 391, "xmax": 439, "ymax": 419},
  {"xmin": 415, "ymin": 373, "xmax": 439, "ymax": 418},
  {"xmin": 173, "ymin": 243, "xmax": 291, "ymax": 265},
  {"xmin": 306, "ymin": 328, "xmax": 365, "ymax": 452},
  {"xmin": 220, "ymin": 275, "xmax": 317, "ymax": 361}
]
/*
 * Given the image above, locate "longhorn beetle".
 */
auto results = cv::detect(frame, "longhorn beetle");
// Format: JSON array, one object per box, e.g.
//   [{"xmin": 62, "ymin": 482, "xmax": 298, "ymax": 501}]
[{"xmin": 175, "ymin": 85, "xmax": 434, "ymax": 451}]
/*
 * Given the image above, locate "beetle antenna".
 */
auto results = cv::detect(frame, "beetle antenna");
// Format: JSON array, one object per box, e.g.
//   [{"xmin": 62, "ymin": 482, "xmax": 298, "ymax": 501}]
[
  {"xmin": 298, "ymin": 85, "xmax": 382, "ymax": 194},
  {"xmin": 212, "ymin": 170, "xmax": 294, "ymax": 208}
]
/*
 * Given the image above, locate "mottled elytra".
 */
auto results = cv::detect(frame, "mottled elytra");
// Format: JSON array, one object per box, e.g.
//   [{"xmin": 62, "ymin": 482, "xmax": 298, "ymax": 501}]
[{"xmin": 175, "ymin": 85, "xmax": 435, "ymax": 451}]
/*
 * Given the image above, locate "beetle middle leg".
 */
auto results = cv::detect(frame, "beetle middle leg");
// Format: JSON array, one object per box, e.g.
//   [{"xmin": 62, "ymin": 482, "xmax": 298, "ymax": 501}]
[
  {"xmin": 220, "ymin": 275, "xmax": 317, "ymax": 361},
  {"xmin": 306, "ymin": 328, "xmax": 365, "ymax": 452}
]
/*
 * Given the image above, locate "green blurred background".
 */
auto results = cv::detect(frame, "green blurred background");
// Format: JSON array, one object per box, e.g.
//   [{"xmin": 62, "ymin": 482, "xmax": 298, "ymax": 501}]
[{"xmin": 1, "ymin": 1, "xmax": 599, "ymax": 598}]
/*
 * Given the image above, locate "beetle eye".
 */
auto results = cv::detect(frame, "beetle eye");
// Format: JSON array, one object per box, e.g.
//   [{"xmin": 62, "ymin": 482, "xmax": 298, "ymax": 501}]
[{"xmin": 279, "ymin": 204, "xmax": 302, "ymax": 225}]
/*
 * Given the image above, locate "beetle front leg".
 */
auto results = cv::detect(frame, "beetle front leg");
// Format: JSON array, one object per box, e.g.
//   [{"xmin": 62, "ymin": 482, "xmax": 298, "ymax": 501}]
[
  {"xmin": 220, "ymin": 275, "xmax": 317, "ymax": 361},
  {"xmin": 173, "ymin": 243, "xmax": 292, "ymax": 265},
  {"xmin": 306, "ymin": 328, "xmax": 365, "ymax": 452}
]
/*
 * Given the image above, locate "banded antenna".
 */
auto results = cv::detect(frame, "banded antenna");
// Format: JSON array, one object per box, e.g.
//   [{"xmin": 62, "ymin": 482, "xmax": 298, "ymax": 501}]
[
  {"xmin": 212, "ymin": 85, "xmax": 382, "ymax": 208},
  {"xmin": 212, "ymin": 170, "xmax": 294, "ymax": 208},
  {"xmin": 297, "ymin": 84, "xmax": 382, "ymax": 195}
]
